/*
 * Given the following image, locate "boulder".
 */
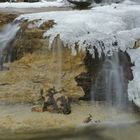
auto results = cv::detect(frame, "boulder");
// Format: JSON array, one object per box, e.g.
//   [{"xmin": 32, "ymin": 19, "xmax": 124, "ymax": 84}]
[
  {"xmin": 67, "ymin": 0, "xmax": 93, "ymax": 8},
  {"xmin": 34, "ymin": 87, "xmax": 71, "ymax": 114},
  {"xmin": 31, "ymin": 105, "xmax": 43, "ymax": 112}
]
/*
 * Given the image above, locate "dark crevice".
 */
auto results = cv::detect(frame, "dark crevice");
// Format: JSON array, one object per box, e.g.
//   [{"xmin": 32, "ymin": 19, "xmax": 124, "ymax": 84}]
[{"xmin": 75, "ymin": 47, "xmax": 103, "ymax": 100}]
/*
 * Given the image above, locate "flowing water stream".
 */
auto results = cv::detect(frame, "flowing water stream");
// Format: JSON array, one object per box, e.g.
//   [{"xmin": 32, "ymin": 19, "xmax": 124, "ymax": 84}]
[
  {"xmin": 91, "ymin": 51, "xmax": 127, "ymax": 108},
  {"xmin": 51, "ymin": 35, "xmax": 63, "ymax": 90},
  {"xmin": 0, "ymin": 23, "xmax": 19, "ymax": 70}
]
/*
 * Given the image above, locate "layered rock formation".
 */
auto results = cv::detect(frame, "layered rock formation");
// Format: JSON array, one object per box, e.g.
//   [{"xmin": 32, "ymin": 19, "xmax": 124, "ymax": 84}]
[
  {"xmin": 0, "ymin": 15, "xmax": 134, "ymax": 110},
  {"xmin": 0, "ymin": 19, "xmax": 85, "ymax": 104}
]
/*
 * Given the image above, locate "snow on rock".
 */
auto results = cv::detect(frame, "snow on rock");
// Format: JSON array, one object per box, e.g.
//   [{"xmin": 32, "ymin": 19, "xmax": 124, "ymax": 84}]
[
  {"xmin": 16, "ymin": 1, "xmax": 140, "ymax": 105},
  {"xmin": 17, "ymin": 2, "xmax": 140, "ymax": 50},
  {"xmin": 0, "ymin": 0, "xmax": 65, "ymax": 8}
]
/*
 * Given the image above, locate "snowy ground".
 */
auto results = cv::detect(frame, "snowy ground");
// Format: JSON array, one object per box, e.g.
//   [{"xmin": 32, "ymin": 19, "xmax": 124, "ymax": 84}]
[
  {"xmin": 0, "ymin": 0, "xmax": 66, "ymax": 8},
  {"xmin": 14, "ymin": 0, "xmax": 140, "ymax": 106}
]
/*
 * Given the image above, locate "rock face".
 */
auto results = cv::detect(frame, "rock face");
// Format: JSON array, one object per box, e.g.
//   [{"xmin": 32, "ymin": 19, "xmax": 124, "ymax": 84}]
[
  {"xmin": 41, "ymin": 87, "xmax": 71, "ymax": 114},
  {"xmin": 0, "ymin": 18, "xmax": 134, "ymax": 108},
  {"xmin": 75, "ymin": 48, "xmax": 102, "ymax": 100},
  {"xmin": 32, "ymin": 87, "xmax": 71, "ymax": 114},
  {"xmin": 0, "ymin": 19, "xmax": 85, "ymax": 104}
]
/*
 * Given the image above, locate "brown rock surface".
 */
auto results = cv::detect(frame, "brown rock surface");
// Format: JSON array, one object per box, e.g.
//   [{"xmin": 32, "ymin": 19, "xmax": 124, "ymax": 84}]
[
  {"xmin": 31, "ymin": 105, "xmax": 43, "ymax": 112},
  {"xmin": 0, "ymin": 20, "xmax": 86, "ymax": 103}
]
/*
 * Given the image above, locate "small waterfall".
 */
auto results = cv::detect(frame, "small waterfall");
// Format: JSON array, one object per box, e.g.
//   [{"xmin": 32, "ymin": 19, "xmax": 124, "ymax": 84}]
[
  {"xmin": 104, "ymin": 52, "xmax": 126, "ymax": 106},
  {"xmin": 51, "ymin": 35, "xmax": 63, "ymax": 90},
  {"xmin": 91, "ymin": 51, "xmax": 127, "ymax": 108},
  {"xmin": 0, "ymin": 23, "xmax": 19, "ymax": 70}
]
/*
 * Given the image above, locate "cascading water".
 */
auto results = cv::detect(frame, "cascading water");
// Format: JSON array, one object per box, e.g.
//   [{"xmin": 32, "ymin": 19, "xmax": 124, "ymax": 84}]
[
  {"xmin": 51, "ymin": 35, "xmax": 63, "ymax": 90},
  {"xmin": 0, "ymin": 23, "xmax": 19, "ymax": 70},
  {"xmin": 91, "ymin": 50, "xmax": 127, "ymax": 108}
]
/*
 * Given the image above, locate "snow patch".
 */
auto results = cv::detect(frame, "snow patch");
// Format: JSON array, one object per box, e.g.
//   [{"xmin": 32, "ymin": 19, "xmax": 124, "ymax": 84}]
[{"xmin": 0, "ymin": 0, "xmax": 65, "ymax": 8}]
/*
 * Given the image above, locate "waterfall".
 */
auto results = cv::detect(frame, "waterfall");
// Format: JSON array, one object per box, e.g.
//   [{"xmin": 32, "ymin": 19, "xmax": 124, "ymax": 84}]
[
  {"xmin": 0, "ymin": 23, "xmax": 19, "ymax": 70},
  {"xmin": 103, "ymin": 52, "xmax": 126, "ymax": 107},
  {"xmin": 51, "ymin": 35, "xmax": 63, "ymax": 90},
  {"xmin": 91, "ymin": 51, "xmax": 127, "ymax": 108}
]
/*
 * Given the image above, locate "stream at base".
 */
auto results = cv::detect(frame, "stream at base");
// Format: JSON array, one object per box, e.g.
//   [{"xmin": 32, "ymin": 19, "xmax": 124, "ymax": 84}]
[
  {"xmin": 0, "ymin": 102, "xmax": 140, "ymax": 140},
  {"xmin": 1, "ymin": 119, "xmax": 140, "ymax": 140}
]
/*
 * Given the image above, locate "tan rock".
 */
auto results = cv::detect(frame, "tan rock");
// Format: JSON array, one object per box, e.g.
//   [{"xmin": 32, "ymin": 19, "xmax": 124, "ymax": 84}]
[
  {"xmin": 0, "ymin": 19, "xmax": 86, "ymax": 104},
  {"xmin": 31, "ymin": 105, "xmax": 43, "ymax": 112}
]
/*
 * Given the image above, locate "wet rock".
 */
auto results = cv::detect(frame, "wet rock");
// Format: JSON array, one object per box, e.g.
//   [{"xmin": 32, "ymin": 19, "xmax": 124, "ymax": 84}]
[
  {"xmin": 42, "ymin": 87, "xmax": 71, "ymax": 114},
  {"xmin": 36, "ymin": 88, "xmax": 45, "ymax": 105},
  {"xmin": 56, "ymin": 94, "xmax": 71, "ymax": 114},
  {"xmin": 0, "ymin": 19, "xmax": 85, "ymax": 103},
  {"xmin": 43, "ymin": 88, "xmax": 58, "ymax": 112},
  {"xmin": 31, "ymin": 105, "xmax": 43, "ymax": 112},
  {"xmin": 75, "ymin": 49, "xmax": 103, "ymax": 100},
  {"xmin": 83, "ymin": 114, "xmax": 92, "ymax": 123}
]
